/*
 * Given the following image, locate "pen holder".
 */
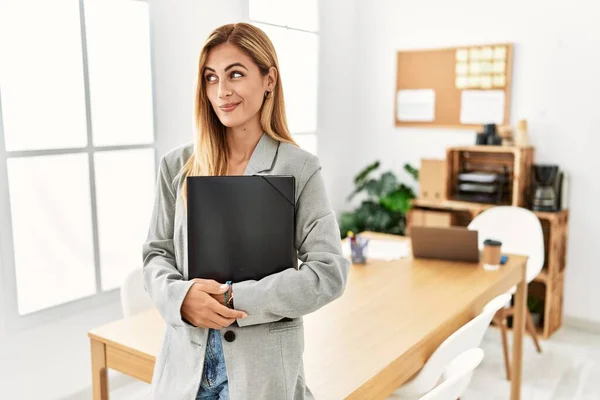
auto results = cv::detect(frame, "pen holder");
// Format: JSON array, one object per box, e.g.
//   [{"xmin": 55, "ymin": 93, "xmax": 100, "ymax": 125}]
[{"xmin": 350, "ymin": 237, "xmax": 369, "ymax": 264}]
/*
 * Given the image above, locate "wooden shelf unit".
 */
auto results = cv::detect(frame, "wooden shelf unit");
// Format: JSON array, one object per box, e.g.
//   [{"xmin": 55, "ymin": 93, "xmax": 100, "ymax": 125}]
[
  {"xmin": 409, "ymin": 145, "xmax": 567, "ymax": 339},
  {"xmin": 493, "ymin": 321, "xmax": 545, "ymax": 337},
  {"xmin": 446, "ymin": 146, "xmax": 534, "ymax": 207},
  {"xmin": 408, "ymin": 200, "xmax": 569, "ymax": 339}
]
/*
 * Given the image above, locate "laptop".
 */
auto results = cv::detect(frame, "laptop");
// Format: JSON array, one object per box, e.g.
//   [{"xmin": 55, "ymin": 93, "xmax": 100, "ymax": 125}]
[
  {"xmin": 187, "ymin": 175, "xmax": 296, "ymax": 282},
  {"xmin": 410, "ymin": 226, "xmax": 480, "ymax": 263}
]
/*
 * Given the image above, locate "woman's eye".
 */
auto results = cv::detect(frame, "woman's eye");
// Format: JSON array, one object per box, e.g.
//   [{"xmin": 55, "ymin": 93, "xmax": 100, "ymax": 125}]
[
  {"xmin": 205, "ymin": 74, "xmax": 217, "ymax": 82},
  {"xmin": 231, "ymin": 71, "xmax": 243, "ymax": 79}
]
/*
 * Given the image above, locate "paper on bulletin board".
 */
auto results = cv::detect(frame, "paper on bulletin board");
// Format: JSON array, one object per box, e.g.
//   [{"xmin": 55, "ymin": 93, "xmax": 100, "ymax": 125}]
[
  {"xmin": 396, "ymin": 89, "xmax": 436, "ymax": 122},
  {"xmin": 460, "ymin": 90, "xmax": 505, "ymax": 125}
]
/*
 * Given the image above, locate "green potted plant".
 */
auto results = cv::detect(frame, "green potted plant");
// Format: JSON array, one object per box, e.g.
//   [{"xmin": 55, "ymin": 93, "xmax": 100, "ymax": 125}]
[
  {"xmin": 528, "ymin": 295, "xmax": 543, "ymax": 328},
  {"xmin": 339, "ymin": 160, "xmax": 419, "ymax": 238}
]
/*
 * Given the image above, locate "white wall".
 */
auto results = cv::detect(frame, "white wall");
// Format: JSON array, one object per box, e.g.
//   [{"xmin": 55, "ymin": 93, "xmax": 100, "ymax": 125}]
[
  {"xmin": 0, "ymin": 1, "xmax": 246, "ymax": 399},
  {"xmin": 345, "ymin": 0, "xmax": 600, "ymax": 323},
  {"xmin": 152, "ymin": 0, "xmax": 249, "ymax": 157},
  {"xmin": 316, "ymin": 0, "xmax": 361, "ymax": 213}
]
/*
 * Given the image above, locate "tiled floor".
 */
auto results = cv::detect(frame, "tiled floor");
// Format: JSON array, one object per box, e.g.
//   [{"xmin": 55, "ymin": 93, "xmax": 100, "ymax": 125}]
[
  {"xmin": 464, "ymin": 326, "xmax": 600, "ymax": 399},
  {"xmin": 104, "ymin": 375, "xmax": 150, "ymax": 400},
  {"xmin": 90, "ymin": 326, "xmax": 600, "ymax": 400}
]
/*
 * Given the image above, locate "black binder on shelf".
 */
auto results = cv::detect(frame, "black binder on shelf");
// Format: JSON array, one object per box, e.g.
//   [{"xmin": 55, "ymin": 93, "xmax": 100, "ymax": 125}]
[{"xmin": 187, "ymin": 175, "xmax": 296, "ymax": 283}]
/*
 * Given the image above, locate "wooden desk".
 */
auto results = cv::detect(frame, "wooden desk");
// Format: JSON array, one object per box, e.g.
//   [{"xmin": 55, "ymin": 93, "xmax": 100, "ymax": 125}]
[{"xmin": 89, "ymin": 232, "xmax": 527, "ymax": 399}]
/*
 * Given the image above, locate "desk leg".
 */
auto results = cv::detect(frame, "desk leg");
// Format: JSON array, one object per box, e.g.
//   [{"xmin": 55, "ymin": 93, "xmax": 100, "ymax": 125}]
[
  {"xmin": 511, "ymin": 269, "xmax": 527, "ymax": 400},
  {"xmin": 90, "ymin": 339, "xmax": 109, "ymax": 400}
]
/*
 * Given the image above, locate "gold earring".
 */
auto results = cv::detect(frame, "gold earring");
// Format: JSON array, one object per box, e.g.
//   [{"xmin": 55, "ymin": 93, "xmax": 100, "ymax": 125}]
[{"xmin": 265, "ymin": 90, "xmax": 271, "ymax": 98}]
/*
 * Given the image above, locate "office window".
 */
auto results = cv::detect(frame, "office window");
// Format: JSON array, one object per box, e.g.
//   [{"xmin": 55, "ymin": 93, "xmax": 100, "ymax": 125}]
[
  {"xmin": 85, "ymin": 0, "xmax": 155, "ymax": 146},
  {"xmin": 7, "ymin": 154, "xmax": 97, "ymax": 314},
  {"xmin": 0, "ymin": 0, "xmax": 88, "ymax": 152},
  {"xmin": 94, "ymin": 149, "xmax": 155, "ymax": 291},
  {"xmin": 249, "ymin": 0, "xmax": 318, "ymax": 32},
  {"xmin": 0, "ymin": 0, "xmax": 156, "ymax": 316},
  {"xmin": 249, "ymin": 0, "xmax": 319, "ymax": 155}
]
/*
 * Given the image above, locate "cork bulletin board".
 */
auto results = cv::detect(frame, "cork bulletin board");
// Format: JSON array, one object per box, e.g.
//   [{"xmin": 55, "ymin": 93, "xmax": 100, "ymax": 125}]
[{"xmin": 394, "ymin": 43, "xmax": 513, "ymax": 130}]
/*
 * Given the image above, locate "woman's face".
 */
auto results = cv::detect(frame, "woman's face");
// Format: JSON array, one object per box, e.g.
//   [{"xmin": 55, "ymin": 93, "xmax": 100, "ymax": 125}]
[{"xmin": 203, "ymin": 43, "xmax": 275, "ymax": 129}]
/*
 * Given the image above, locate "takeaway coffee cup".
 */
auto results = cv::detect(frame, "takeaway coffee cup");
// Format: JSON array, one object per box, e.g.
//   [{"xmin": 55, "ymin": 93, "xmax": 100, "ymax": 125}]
[{"xmin": 482, "ymin": 239, "xmax": 502, "ymax": 271}]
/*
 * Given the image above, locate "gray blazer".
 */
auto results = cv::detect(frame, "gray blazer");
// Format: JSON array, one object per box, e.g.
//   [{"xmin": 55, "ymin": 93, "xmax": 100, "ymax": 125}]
[{"xmin": 142, "ymin": 132, "xmax": 350, "ymax": 400}]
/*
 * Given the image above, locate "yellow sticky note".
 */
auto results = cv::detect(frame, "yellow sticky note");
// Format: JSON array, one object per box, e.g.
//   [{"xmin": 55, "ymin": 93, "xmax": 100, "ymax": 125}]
[
  {"xmin": 456, "ymin": 49, "xmax": 469, "ymax": 61},
  {"xmin": 469, "ymin": 61, "xmax": 481, "ymax": 74},
  {"xmin": 480, "ymin": 61, "xmax": 492, "ymax": 74},
  {"xmin": 494, "ymin": 46, "xmax": 507, "ymax": 60},
  {"xmin": 456, "ymin": 76, "xmax": 469, "ymax": 89},
  {"xmin": 456, "ymin": 62, "xmax": 468, "ymax": 75},
  {"xmin": 480, "ymin": 75, "xmax": 493, "ymax": 89},
  {"xmin": 493, "ymin": 74, "xmax": 506, "ymax": 87},
  {"xmin": 469, "ymin": 48, "xmax": 481, "ymax": 61},
  {"xmin": 493, "ymin": 60, "xmax": 505, "ymax": 74},
  {"xmin": 468, "ymin": 76, "xmax": 481, "ymax": 88},
  {"xmin": 481, "ymin": 46, "xmax": 493, "ymax": 60}
]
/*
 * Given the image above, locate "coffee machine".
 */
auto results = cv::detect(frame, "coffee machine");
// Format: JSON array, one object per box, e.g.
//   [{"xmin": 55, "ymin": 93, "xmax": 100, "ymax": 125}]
[{"xmin": 530, "ymin": 165, "xmax": 562, "ymax": 212}]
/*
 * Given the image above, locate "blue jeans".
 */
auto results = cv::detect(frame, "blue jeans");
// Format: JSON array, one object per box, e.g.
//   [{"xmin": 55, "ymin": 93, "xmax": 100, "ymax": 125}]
[{"xmin": 196, "ymin": 328, "xmax": 229, "ymax": 400}]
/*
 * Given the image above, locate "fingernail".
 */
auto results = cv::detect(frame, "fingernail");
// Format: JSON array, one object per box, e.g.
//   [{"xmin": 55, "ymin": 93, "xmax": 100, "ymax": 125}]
[
  {"xmin": 220, "ymin": 284, "xmax": 229, "ymax": 290},
  {"xmin": 242, "ymin": 313, "xmax": 248, "ymax": 318}
]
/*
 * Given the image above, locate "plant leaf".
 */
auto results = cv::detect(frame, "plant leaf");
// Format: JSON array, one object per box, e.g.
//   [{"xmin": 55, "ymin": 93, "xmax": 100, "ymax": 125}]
[
  {"xmin": 404, "ymin": 163, "xmax": 419, "ymax": 181},
  {"xmin": 370, "ymin": 208, "xmax": 392, "ymax": 231},
  {"xmin": 347, "ymin": 161, "xmax": 381, "ymax": 201},
  {"xmin": 398, "ymin": 183, "xmax": 417, "ymax": 198},
  {"xmin": 347, "ymin": 179, "xmax": 369, "ymax": 202},
  {"xmin": 364, "ymin": 179, "xmax": 382, "ymax": 198},
  {"xmin": 380, "ymin": 189, "xmax": 415, "ymax": 213},
  {"xmin": 355, "ymin": 201, "xmax": 391, "ymax": 232},
  {"xmin": 354, "ymin": 160, "xmax": 380, "ymax": 186},
  {"xmin": 379, "ymin": 171, "xmax": 398, "ymax": 197},
  {"xmin": 339, "ymin": 212, "xmax": 360, "ymax": 239}
]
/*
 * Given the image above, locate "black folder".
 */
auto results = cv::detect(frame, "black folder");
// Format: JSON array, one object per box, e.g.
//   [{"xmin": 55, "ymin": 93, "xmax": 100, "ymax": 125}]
[{"xmin": 187, "ymin": 175, "xmax": 296, "ymax": 283}]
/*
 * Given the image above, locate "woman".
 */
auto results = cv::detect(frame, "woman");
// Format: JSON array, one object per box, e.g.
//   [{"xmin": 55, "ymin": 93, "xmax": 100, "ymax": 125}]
[{"xmin": 142, "ymin": 23, "xmax": 350, "ymax": 400}]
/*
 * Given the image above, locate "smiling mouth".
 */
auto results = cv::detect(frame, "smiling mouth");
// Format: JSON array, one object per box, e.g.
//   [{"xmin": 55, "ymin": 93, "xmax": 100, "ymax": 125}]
[{"xmin": 220, "ymin": 102, "xmax": 241, "ymax": 112}]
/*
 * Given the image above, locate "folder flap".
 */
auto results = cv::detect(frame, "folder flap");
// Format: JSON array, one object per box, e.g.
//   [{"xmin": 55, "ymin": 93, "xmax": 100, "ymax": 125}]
[{"xmin": 255, "ymin": 175, "xmax": 295, "ymax": 207}]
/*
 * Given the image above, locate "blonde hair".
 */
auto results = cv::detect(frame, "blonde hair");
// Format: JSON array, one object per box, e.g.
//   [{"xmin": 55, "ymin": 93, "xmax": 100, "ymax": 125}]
[{"xmin": 176, "ymin": 23, "xmax": 297, "ymax": 209}]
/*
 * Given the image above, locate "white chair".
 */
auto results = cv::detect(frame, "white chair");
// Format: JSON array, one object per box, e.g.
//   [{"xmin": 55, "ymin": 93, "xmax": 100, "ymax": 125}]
[
  {"xmin": 418, "ymin": 348, "xmax": 484, "ymax": 400},
  {"xmin": 115, "ymin": 268, "xmax": 154, "ymax": 399},
  {"xmin": 468, "ymin": 206, "xmax": 544, "ymax": 379},
  {"xmin": 390, "ymin": 294, "xmax": 510, "ymax": 398},
  {"xmin": 121, "ymin": 268, "xmax": 153, "ymax": 317}
]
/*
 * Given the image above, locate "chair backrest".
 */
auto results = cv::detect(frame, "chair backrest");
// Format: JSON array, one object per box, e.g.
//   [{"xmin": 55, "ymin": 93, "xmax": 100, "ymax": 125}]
[
  {"xmin": 418, "ymin": 348, "xmax": 484, "ymax": 400},
  {"xmin": 399, "ymin": 293, "xmax": 510, "ymax": 394},
  {"xmin": 468, "ymin": 206, "xmax": 544, "ymax": 283},
  {"xmin": 121, "ymin": 268, "xmax": 153, "ymax": 317}
]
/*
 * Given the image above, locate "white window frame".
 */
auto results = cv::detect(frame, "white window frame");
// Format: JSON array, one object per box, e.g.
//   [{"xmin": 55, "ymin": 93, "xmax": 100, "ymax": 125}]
[
  {"xmin": 0, "ymin": 0, "xmax": 158, "ymax": 333},
  {"xmin": 247, "ymin": 5, "xmax": 319, "ymax": 150}
]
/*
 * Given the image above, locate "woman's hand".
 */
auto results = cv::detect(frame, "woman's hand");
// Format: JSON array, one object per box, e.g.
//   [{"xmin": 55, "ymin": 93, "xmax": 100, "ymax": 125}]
[
  {"xmin": 181, "ymin": 279, "xmax": 247, "ymax": 329},
  {"xmin": 209, "ymin": 287, "xmax": 228, "ymax": 307}
]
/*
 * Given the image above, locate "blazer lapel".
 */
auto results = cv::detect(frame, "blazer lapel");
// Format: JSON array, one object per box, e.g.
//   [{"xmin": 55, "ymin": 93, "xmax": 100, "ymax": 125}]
[{"xmin": 243, "ymin": 132, "xmax": 280, "ymax": 176}]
